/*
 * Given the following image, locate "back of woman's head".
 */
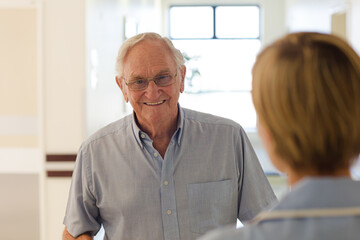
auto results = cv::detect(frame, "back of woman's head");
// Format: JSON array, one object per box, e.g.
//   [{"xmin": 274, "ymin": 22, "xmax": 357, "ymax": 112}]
[{"xmin": 252, "ymin": 32, "xmax": 360, "ymax": 174}]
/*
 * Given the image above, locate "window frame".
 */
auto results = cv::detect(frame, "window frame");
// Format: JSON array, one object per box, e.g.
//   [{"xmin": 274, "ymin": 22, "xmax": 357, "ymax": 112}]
[
  {"xmin": 169, "ymin": 4, "xmax": 262, "ymax": 40},
  {"xmin": 168, "ymin": 4, "xmax": 262, "ymax": 131}
]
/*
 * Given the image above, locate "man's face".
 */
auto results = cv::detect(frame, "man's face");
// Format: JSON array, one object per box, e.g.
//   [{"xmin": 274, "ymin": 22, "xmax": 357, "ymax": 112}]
[{"xmin": 116, "ymin": 39, "xmax": 185, "ymax": 127}]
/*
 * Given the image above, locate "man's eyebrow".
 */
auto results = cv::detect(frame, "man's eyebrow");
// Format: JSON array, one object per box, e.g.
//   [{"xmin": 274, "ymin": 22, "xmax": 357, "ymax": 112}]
[
  {"xmin": 129, "ymin": 70, "xmax": 171, "ymax": 79},
  {"xmin": 129, "ymin": 75, "xmax": 145, "ymax": 80}
]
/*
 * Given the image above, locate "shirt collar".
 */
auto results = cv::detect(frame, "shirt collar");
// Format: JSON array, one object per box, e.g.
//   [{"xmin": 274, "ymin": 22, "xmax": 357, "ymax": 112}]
[
  {"xmin": 273, "ymin": 177, "xmax": 358, "ymax": 211},
  {"xmin": 176, "ymin": 104, "xmax": 184, "ymax": 146},
  {"xmin": 131, "ymin": 104, "xmax": 184, "ymax": 148},
  {"xmin": 131, "ymin": 112, "xmax": 145, "ymax": 148}
]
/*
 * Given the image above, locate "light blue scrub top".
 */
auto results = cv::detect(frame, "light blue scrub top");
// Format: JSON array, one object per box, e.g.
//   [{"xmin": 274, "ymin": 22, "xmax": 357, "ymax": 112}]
[
  {"xmin": 199, "ymin": 177, "xmax": 360, "ymax": 240},
  {"xmin": 63, "ymin": 107, "xmax": 276, "ymax": 240}
]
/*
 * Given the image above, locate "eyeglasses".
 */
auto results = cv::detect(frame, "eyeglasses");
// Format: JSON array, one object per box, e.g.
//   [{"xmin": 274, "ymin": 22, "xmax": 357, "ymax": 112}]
[{"xmin": 124, "ymin": 72, "xmax": 178, "ymax": 91}]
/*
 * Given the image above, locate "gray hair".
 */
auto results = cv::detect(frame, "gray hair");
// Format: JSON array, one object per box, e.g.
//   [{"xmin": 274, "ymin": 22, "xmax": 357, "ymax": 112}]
[{"xmin": 115, "ymin": 32, "xmax": 185, "ymax": 77}]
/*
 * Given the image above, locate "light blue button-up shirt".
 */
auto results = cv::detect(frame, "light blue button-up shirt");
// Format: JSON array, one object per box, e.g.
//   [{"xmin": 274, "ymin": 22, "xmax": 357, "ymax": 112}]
[
  {"xmin": 199, "ymin": 177, "xmax": 360, "ymax": 240},
  {"xmin": 64, "ymin": 107, "xmax": 276, "ymax": 240}
]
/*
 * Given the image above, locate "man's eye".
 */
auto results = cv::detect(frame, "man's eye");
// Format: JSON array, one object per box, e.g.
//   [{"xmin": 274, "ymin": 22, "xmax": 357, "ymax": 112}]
[
  {"xmin": 156, "ymin": 75, "xmax": 170, "ymax": 82},
  {"xmin": 134, "ymin": 79, "xmax": 146, "ymax": 85}
]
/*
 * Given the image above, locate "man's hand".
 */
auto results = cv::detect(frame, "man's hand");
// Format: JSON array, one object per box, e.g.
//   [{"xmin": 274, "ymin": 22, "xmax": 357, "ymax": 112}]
[{"xmin": 62, "ymin": 227, "xmax": 92, "ymax": 240}]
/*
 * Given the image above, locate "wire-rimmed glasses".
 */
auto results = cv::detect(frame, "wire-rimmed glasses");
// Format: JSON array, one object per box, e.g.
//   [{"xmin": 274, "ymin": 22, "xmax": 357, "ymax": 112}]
[{"xmin": 124, "ymin": 72, "xmax": 178, "ymax": 91}]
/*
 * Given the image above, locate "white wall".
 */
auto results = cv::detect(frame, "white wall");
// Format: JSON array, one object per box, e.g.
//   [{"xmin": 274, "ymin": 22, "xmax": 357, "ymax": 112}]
[
  {"xmin": 86, "ymin": 0, "xmax": 162, "ymax": 137},
  {"xmin": 348, "ymin": 0, "xmax": 360, "ymax": 53},
  {"xmin": 285, "ymin": 0, "xmax": 360, "ymax": 54},
  {"xmin": 86, "ymin": 0, "xmax": 126, "ymax": 136},
  {"xmin": 285, "ymin": 0, "xmax": 338, "ymax": 33}
]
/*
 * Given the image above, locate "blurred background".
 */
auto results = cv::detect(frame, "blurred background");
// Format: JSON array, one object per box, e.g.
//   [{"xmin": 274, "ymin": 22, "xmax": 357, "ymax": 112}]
[{"xmin": 1, "ymin": 0, "xmax": 359, "ymax": 239}]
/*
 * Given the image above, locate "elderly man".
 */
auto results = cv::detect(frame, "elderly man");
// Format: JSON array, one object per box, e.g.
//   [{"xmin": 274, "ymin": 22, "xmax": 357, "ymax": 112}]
[{"xmin": 63, "ymin": 32, "xmax": 276, "ymax": 240}]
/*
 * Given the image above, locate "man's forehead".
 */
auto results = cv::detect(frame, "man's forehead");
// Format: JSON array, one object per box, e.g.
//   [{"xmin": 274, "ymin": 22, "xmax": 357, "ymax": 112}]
[
  {"xmin": 128, "ymin": 39, "xmax": 168, "ymax": 55},
  {"xmin": 122, "ymin": 40, "xmax": 176, "ymax": 77}
]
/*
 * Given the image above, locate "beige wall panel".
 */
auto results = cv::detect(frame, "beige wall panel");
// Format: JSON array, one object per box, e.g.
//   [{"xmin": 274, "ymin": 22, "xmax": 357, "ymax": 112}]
[
  {"xmin": 0, "ymin": 174, "xmax": 40, "ymax": 240},
  {"xmin": 44, "ymin": 0, "xmax": 86, "ymax": 153},
  {"xmin": 0, "ymin": 148, "xmax": 42, "ymax": 173},
  {"xmin": 46, "ymin": 177, "xmax": 72, "ymax": 240},
  {"xmin": 331, "ymin": 12, "xmax": 346, "ymax": 39},
  {"xmin": 0, "ymin": 135, "xmax": 38, "ymax": 147},
  {"xmin": 0, "ymin": 8, "xmax": 37, "ymax": 115}
]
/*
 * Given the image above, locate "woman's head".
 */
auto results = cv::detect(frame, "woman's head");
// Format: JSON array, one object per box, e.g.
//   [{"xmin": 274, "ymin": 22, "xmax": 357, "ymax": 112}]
[{"xmin": 252, "ymin": 32, "xmax": 360, "ymax": 175}]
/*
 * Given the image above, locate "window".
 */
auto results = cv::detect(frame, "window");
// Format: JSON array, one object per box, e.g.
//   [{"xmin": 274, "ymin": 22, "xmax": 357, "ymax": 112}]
[{"xmin": 169, "ymin": 5, "xmax": 261, "ymax": 130}]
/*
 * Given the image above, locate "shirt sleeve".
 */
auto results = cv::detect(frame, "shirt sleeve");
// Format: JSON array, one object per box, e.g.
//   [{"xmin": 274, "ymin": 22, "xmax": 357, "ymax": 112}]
[
  {"xmin": 63, "ymin": 145, "xmax": 101, "ymax": 237},
  {"xmin": 237, "ymin": 127, "xmax": 277, "ymax": 222}
]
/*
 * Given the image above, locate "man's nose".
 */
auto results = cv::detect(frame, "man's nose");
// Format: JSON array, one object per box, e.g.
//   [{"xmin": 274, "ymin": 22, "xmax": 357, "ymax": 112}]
[{"xmin": 145, "ymin": 81, "xmax": 161, "ymax": 98}]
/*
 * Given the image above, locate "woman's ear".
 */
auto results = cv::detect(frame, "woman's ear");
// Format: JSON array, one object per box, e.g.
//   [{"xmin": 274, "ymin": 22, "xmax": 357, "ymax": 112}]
[
  {"xmin": 258, "ymin": 121, "xmax": 288, "ymax": 174},
  {"xmin": 115, "ymin": 76, "xmax": 129, "ymax": 102}
]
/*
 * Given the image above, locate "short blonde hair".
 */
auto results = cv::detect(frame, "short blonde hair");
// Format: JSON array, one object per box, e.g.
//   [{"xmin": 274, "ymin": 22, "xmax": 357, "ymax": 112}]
[
  {"xmin": 115, "ymin": 32, "xmax": 185, "ymax": 77},
  {"xmin": 252, "ymin": 32, "xmax": 360, "ymax": 174}
]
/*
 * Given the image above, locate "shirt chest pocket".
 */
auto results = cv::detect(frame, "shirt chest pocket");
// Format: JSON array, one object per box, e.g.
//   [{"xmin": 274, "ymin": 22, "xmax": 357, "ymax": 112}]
[{"xmin": 186, "ymin": 179, "xmax": 235, "ymax": 234}]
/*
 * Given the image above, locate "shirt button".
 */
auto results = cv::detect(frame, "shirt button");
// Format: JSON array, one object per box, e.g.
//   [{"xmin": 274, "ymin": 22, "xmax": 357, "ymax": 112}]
[
  {"xmin": 167, "ymin": 210, "xmax": 172, "ymax": 215},
  {"xmin": 153, "ymin": 152, "xmax": 159, "ymax": 157},
  {"xmin": 140, "ymin": 133, "xmax": 145, "ymax": 138},
  {"xmin": 164, "ymin": 181, "xmax": 168, "ymax": 186}
]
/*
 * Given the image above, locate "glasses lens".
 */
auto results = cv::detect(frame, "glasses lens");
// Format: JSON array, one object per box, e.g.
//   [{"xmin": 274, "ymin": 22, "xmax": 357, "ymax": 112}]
[
  {"xmin": 154, "ymin": 75, "xmax": 173, "ymax": 86},
  {"xmin": 129, "ymin": 79, "xmax": 147, "ymax": 90},
  {"xmin": 127, "ymin": 73, "xmax": 176, "ymax": 90}
]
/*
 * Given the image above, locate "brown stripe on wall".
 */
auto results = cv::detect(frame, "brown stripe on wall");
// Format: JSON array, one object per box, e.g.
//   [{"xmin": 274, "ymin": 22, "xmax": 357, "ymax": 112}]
[
  {"xmin": 46, "ymin": 154, "xmax": 76, "ymax": 162},
  {"xmin": 46, "ymin": 154, "xmax": 76, "ymax": 177},
  {"xmin": 47, "ymin": 171, "xmax": 73, "ymax": 177}
]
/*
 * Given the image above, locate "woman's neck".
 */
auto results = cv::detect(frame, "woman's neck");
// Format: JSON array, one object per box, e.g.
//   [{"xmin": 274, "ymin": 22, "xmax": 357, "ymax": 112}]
[{"xmin": 286, "ymin": 168, "xmax": 351, "ymax": 186}]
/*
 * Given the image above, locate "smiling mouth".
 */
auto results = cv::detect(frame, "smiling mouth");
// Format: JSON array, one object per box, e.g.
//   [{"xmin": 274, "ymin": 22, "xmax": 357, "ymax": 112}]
[{"xmin": 144, "ymin": 100, "xmax": 166, "ymax": 106}]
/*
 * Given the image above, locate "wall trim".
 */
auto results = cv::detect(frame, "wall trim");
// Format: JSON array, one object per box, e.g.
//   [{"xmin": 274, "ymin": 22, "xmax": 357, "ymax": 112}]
[
  {"xmin": 47, "ymin": 170, "xmax": 73, "ymax": 177},
  {"xmin": 46, "ymin": 154, "xmax": 76, "ymax": 162},
  {"xmin": 46, "ymin": 154, "xmax": 75, "ymax": 177}
]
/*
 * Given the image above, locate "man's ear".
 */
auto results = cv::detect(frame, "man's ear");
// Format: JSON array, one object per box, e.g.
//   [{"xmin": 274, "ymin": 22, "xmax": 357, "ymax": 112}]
[
  {"xmin": 115, "ymin": 76, "xmax": 129, "ymax": 102},
  {"xmin": 179, "ymin": 65, "xmax": 186, "ymax": 93}
]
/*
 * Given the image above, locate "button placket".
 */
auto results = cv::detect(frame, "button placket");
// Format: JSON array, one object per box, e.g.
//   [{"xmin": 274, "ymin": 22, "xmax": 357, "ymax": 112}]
[{"xmin": 160, "ymin": 141, "xmax": 180, "ymax": 239}]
